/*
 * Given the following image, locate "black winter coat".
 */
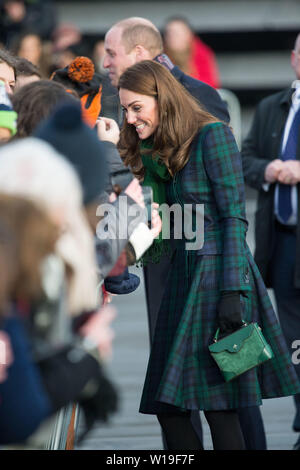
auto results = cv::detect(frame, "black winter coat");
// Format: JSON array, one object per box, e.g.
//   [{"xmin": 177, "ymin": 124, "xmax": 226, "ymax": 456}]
[
  {"xmin": 171, "ymin": 66, "xmax": 230, "ymax": 123},
  {"xmin": 241, "ymin": 87, "xmax": 300, "ymax": 288}
]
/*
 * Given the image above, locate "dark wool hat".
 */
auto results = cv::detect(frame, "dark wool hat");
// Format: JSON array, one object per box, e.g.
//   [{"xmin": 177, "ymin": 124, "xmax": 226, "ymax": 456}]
[
  {"xmin": 51, "ymin": 56, "xmax": 97, "ymax": 97},
  {"xmin": 34, "ymin": 103, "xmax": 107, "ymax": 205},
  {"xmin": 51, "ymin": 57, "xmax": 102, "ymax": 128},
  {"xmin": 104, "ymin": 268, "xmax": 140, "ymax": 295}
]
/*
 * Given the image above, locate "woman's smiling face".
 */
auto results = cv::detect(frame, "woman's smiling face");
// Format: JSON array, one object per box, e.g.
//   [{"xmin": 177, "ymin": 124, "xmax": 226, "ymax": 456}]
[{"xmin": 119, "ymin": 88, "xmax": 159, "ymax": 140}]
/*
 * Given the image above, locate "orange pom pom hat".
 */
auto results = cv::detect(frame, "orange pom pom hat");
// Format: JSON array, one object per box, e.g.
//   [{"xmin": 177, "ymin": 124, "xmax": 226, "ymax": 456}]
[
  {"xmin": 67, "ymin": 56, "xmax": 95, "ymax": 83},
  {"xmin": 51, "ymin": 56, "xmax": 102, "ymax": 128}
]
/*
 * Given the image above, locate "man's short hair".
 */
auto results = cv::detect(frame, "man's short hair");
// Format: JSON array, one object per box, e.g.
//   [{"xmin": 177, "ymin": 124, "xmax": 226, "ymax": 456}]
[
  {"xmin": 114, "ymin": 19, "xmax": 163, "ymax": 56},
  {"xmin": 0, "ymin": 49, "xmax": 17, "ymax": 79}
]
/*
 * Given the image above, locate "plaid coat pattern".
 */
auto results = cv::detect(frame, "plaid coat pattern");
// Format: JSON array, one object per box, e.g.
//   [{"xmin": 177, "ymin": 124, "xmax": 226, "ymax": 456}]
[{"xmin": 139, "ymin": 122, "xmax": 300, "ymax": 414}]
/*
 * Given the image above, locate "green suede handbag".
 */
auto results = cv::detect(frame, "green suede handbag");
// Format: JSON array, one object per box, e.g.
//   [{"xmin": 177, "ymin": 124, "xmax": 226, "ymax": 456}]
[{"xmin": 208, "ymin": 322, "xmax": 274, "ymax": 382}]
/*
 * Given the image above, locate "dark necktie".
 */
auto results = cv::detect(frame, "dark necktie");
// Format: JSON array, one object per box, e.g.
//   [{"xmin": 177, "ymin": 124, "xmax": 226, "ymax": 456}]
[{"xmin": 278, "ymin": 106, "xmax": 300, "ymax": 223}]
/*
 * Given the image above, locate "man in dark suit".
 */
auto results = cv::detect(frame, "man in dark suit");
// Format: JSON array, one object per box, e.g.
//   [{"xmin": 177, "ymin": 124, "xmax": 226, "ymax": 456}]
[
  {"xmin": 242, "ymin": 33, "xmax": 300, "ymax": 450},
  {"xmin": 103, "ymin": 16, "xmax": 266, "ymax": 450}
]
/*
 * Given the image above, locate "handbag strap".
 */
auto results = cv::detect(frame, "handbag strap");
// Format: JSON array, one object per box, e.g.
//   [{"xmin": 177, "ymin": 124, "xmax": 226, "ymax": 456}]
[{"xmin": 213, "ymin": 321, "xmax": 248, "ymax": 343}]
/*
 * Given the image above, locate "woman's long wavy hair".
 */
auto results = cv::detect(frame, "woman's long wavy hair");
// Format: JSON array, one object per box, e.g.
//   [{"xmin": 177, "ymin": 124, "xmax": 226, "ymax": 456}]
[{"xmin": 118, "ymin": 60, "xmax": 219, "ymax": 179}]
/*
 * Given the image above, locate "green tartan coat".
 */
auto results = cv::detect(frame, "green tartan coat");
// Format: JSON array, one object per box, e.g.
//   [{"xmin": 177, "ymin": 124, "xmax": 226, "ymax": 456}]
[{"xmin": 139, "ymin": 122, "xmax": 300, "ymax": 414}]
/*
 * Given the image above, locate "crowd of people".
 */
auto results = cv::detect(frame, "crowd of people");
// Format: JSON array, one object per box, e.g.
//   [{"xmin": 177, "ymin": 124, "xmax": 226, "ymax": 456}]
[
  {"xmin": 0, "ymin": 2, "xmax": 221, "ymax": 120},
  {"xmin": 0, "ymin": 7, "xmax": 299, "ymax": 452},
  {"xmin": 0, "ymin": 22, "xmax": 162, "ymax": 446}
]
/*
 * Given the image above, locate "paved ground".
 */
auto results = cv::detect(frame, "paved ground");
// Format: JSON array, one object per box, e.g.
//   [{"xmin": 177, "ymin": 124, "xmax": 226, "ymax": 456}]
[{"xmin": 76, "ymin": 196, "xmax": 299, "ymax": 451}]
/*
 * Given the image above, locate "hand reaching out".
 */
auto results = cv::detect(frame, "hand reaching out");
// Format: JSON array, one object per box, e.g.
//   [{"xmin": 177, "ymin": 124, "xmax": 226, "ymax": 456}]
[
  {"xmin": 124, "ymin": 178, "xmax": 145, "ymax": 207},
  {"xmin": 97, "ymin": 117, "xmax": 120, "ymax": 145},
  {"xmin": 79, "ymin": 305, "xmax": 117, "ymax": 361}
]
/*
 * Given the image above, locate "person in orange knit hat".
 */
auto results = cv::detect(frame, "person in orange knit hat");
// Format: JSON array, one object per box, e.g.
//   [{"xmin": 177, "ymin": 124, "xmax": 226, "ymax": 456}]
[{"xmin": 51, "ymin": 56, "xmax": 102, "ymax": 128}]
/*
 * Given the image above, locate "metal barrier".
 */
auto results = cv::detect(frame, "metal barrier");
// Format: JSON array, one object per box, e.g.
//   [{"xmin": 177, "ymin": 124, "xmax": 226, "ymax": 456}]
[
  {"xmin": 44, "ymin": 277, "xmax": 80, "ymax": 450},
  {"xmin": 45, "ymin": 279, "xmax": 104, "ymax": 449},
  {"xmin": 217, "ymin": 88, "xmax": 242, "ymax": 150},
  {"xmin": 46, "ymin": 404, "xmax": 80, "ymax": 450}
]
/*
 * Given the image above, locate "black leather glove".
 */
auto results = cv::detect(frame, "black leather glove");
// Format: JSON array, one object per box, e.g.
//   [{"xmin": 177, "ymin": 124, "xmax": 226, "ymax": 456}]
[
  {"xmin": 37, "ymin": 345, "xmax": 119, "ymax": 441},
  {"xmin": 77, "ymin": 364, "xmax": 119, "ymax": 442},
  {"xmin": 217, "ymin": 291, "xmax": 244, "ymax": 336}
]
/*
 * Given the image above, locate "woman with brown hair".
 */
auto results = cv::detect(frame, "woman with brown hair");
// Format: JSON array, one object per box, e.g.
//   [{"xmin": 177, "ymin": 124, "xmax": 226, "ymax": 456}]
[
  {"xmin": 118, "ymin": 60, "xmax": 300, "ymax": 450},
  {"xmin": 163, "ymin": 16, "xmax": 220, "ymax": 88},
  {"xmin": 10, "ymin": 32, "xmax": 53, "ymax": 79}
]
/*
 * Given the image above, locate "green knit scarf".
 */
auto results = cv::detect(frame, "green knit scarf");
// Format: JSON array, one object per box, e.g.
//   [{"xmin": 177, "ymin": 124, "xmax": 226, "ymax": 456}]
[{"xmin": 139, "ymin": 138, "xmax": 172, "ymax": 266}]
